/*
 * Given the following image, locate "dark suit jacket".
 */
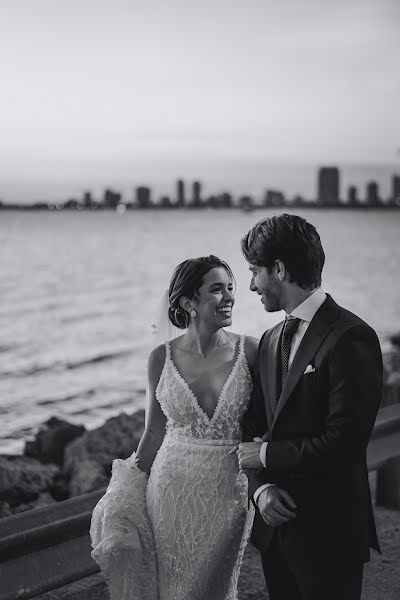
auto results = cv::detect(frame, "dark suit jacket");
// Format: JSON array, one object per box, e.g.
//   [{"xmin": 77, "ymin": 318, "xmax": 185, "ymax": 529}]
[{"xmin": 243, "ymin": 294, "xmax": 383, "ymax": 574}]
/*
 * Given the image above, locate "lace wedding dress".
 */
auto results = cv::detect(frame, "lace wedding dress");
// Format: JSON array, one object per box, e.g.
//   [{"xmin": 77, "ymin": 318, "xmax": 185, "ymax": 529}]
[
  {"xmin": 147, "ymin": 334, "xmax": 254, "ymax": 600},
  {"xmin": 90, "ymin": 454, "xmax": 158, "ymax": 600}
]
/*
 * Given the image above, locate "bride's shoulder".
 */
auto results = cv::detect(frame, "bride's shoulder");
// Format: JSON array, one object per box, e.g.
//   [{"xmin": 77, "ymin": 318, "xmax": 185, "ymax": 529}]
[{"xmin": 148, "ymin": 344, "xmax": 167, "ymax": 374}]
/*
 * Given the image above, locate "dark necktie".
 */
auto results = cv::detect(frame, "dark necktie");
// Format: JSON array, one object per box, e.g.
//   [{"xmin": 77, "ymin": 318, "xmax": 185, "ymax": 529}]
[{"xmin": 281, "ymin": 317, "xmax": 301, "ymax": 387}]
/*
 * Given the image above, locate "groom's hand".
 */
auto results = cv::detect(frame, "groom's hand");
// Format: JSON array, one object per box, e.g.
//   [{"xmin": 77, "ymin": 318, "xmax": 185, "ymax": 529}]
[
  {"xmin": 257, "ymin": 486, "xmax": 297, "ymax": 527},
  {"xmin": 237, "ymin": 439, "xmax": 263, "ymax": 469}
]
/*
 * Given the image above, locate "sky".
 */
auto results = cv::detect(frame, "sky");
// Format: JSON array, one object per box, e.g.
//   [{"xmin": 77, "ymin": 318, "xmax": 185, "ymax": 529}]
[{"xmin": 0, "ymin": 0, "xmax": 399, "ymax": 203}]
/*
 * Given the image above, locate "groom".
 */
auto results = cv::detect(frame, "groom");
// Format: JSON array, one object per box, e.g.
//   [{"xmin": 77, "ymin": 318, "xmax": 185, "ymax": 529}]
[{"xmin": 238, "ymin": 214, "xmax": 383, "ymax": 600}]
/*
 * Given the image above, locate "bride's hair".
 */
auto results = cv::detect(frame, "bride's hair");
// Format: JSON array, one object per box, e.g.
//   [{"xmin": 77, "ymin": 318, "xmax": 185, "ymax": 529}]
[{"xmin": 168, "ymin": 255, "xmax": 234, "ymax": 329}]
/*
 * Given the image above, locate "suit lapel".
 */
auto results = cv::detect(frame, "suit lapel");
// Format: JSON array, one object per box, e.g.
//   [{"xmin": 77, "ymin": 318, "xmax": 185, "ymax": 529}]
[{"xmin": 271, "ymin": 295, "xmax": 338, "ymax": 431}]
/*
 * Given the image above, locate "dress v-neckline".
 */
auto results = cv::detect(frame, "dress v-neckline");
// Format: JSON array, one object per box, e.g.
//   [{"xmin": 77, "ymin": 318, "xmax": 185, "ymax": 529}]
[{"xmin": 167, "ymin": 335, "xmax": 244, "ymax": 423}]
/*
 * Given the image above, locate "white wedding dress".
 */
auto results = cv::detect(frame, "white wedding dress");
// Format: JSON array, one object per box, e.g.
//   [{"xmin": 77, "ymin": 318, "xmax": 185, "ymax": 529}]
[
  {"xmin": 147, "ymin": 334, "xmax": 254, "ymax": 600},
  {"xmin": 90, "ymin": 334, "xmax": 254, "ymax": 600}
]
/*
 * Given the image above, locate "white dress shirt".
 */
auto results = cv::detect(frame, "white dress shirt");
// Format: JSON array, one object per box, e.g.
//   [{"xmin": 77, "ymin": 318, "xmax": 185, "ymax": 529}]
[{"xmin": 253, "ymin": 287, "xmax": 327, "ymax": 505}]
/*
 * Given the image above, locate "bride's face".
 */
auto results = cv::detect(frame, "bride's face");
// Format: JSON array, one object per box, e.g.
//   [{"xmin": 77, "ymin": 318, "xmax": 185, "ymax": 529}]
[{"xmin": 194, "ymin": 267, "xmax": 235, "ymax": 328}]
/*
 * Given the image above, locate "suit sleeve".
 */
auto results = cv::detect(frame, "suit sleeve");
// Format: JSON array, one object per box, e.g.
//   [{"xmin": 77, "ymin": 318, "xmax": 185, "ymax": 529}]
[
  {"xmin": 242, "ymin": 334, "xmax": 272, "ymax": 497},
  {"xmin": 266, "ymin": 324, "xmax": 383, "ymax": 474},
  {"xmin": 242, "ymin": 356, "xmax": 268, "ymax": 442}
]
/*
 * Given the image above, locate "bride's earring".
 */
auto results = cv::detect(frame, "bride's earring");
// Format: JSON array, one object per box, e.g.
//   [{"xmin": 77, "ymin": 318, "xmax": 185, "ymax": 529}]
[{"xmin": 190, "ymin": 309, "xmax": 197, "ymax": 318}]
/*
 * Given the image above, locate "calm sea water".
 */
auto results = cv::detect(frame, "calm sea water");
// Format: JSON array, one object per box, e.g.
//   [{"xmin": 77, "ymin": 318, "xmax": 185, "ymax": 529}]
[{"xmin": 1, "ymin": 208, "xmax": 399, "ymax": 453}]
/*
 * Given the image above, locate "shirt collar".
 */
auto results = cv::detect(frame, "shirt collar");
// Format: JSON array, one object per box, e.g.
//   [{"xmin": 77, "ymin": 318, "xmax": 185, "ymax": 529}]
[{"xmin": 288, "ymin": 287, "xmax": 327, "ymax": 322}]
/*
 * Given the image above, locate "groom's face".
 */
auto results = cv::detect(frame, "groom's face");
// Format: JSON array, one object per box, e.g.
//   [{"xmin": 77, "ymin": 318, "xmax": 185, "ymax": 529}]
[{"xmin": 248, "ymin": 264, "xmax": 283, "ymax": 312}]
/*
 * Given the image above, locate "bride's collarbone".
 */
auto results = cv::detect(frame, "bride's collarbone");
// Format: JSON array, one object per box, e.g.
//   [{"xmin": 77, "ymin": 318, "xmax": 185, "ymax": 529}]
[
  {"xmin": 173, "ymin": 348, "xmax": 236, "ymax": 379},
  {"xmin": 171, "ymin": 333, "xmax": 240, "ymax": 363},
  {"xmin": 171, "ymin": 332, "xmax": 239, "ymax": 364}
]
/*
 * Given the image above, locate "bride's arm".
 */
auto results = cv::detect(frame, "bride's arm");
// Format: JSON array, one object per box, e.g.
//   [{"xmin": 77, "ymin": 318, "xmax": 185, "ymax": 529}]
[{"xmin": 136, "ymin": 344, "xmax": 167, "ymax": 474}]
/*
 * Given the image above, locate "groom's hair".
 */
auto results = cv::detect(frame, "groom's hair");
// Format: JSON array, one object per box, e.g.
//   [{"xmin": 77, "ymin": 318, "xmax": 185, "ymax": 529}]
[
  {"xmin": 241, "ymin": 214, "xmax": 325, "ymax": 289},
  {"xmin": 168, "ymin": 255, "xmax": 235, "ymax": 329}
]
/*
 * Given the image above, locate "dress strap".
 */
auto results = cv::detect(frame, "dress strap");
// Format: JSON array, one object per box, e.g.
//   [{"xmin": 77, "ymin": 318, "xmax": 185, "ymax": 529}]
[
  {"xmin": 239, "ymin": 334, "xmax": 246, "ymax": 355},
  {"xmin": 164, "ymin": 341, "xmax": 172, "ymax": 360}
]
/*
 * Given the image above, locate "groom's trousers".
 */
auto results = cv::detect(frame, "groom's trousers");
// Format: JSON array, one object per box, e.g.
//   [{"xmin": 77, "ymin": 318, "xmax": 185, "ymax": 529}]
[{"xmin": 260, "ymin": 531, "xmax": 364, "ymax": 600}]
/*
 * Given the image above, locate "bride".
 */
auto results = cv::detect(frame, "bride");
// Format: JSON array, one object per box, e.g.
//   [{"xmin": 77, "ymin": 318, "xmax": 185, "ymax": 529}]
[{"xmin": 91, "ymin": 255, "xmax": 258, "ymax": 600}]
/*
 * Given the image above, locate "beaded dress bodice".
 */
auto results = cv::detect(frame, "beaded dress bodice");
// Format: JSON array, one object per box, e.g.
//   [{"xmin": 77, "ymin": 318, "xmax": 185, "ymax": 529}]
[{"xmin": 156, "ymin": 334, "xmax": 252, "ymax": 442}]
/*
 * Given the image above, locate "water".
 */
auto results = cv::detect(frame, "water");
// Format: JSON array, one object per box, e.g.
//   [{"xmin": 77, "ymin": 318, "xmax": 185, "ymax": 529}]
[{"xmin": 1, "ymin": 208, "xmax": 399, "ymax": 453}]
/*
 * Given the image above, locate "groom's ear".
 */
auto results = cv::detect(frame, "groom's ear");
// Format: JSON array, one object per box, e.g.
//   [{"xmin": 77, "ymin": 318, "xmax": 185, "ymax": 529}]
[{"xmin": 274, "ymin": 260, "xmax": 286, "ymax": 281}]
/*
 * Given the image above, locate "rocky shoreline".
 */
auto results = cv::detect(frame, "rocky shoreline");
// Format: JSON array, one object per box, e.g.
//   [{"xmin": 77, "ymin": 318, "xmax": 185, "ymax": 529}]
[
  {"xmin": 0, "ymin": 411, "xmax": 145, "ymax": 518},
  {"xmin": 1, "ymin": 334, "xmax": 400, "ymax": 518}
]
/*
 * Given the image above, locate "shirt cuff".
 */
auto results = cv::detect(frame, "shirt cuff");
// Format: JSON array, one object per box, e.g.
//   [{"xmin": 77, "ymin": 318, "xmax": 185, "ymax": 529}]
[
  {"xmin": 253, "ymin": 483, "xmax": 276, "ymax": 506},
  {"xmin": 259, "ymin": 442, "xmax": 268, "ymax": 467}
]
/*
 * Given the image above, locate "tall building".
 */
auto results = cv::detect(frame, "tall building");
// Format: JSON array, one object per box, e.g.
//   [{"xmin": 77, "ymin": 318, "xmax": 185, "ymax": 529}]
[
  {"xmin": 317, "ymin": 167, "xmax": 340, "ymax": 206},
  {"xmin": 390, "ymin": 175, "xmax": 400, "ymax": 206},
  {"xmin": 160, "ymin": 195, "xmax": 172, "ymax": 208},
  {"xmin": 136, "ymin": 186, "xmax": 151, "ymax": 208},
  {"xmin": 366, "ymin": 181, "xmax": 380, "ymax": 206},
  {"xmin": 347, "ymin": 185, "xmax": 359, "ymax": 206},
  {"xmin": 292, "ymin": 195, "xmax": 307, "ymax": 207},
  {"xmin": 192, "ymin": 181, "xmax": 202, "ymax": 207},
  {"xmin": 264, "ymin": 189, "xmax": 285, "ymax": 207},
  {"xmin": 176, "ymin": 179, "xmax": 185, "ymax": 207},
  {"xmin": 218, "ymin": 192, "xmax": 232, "ymax": 208},
  {"xmin": 238, "ymin": 195, "xmax": 254, "ymax": 211},
  {"xmin": 83, "ymin": 191, "xmax": 93, "ymax": 208},
  {"xmin": 103, "ymin": 188, "xmax": 121, "ymax": 209},
  {"xmin": 206, "ymin": 195, "xmax": 217, "ymax": 208}
]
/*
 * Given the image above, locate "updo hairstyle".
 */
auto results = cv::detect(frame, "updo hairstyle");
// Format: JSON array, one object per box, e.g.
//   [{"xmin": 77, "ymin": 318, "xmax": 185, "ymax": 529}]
[{"xmin": 168, "ymin": 255, "xmax": 234, "ymax": 329}]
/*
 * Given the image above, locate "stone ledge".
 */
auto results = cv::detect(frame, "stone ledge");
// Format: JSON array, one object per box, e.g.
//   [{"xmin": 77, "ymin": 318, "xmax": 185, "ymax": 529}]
[{"xmin": 32, "ymin": 573, "xmax": 108, "ymax": 600}]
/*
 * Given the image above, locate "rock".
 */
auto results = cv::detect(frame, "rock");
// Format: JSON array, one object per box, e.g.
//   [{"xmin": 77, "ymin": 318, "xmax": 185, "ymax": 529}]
[
  {"xmin": 48, "ymin": 470, "xmax": 71, "ymax": 501},
  {"xmin": 386, "ymin": 372, "xmax": 400, "ymax": 387},
  {"xmin": 24, "ymin": 416, "xmax": 86, "ymax": 465},
  {"xmin": 34, "ymin": 491, "xmax": 57, "ymax": 508},
  {"xmin": 0, "ymin": 501, "xmax": 12, "ymax": 518},
  {"xmin": 383, "ymin": 348, "xmax": 400, "ymax": 379},
  {"xmin": 382, "ymin": 372, "xmax": 400, "ymax": 406},
  {"xmin": 64, "ymin": 410, "xmax": 145, "ymax": 472},
  {"xmin": 382, "ymin": 339, "xmax": 400, "ymax": 406},
  {"xmin": 389, "ymin": 332, "xmax": 400, "ymax": 348},
  {"xmin": 67, "ymin": 459, "xmax": 108, "ymax": 497},
  {"xmin": 0, "ymin": 455, "xmax": 59, "ymax": 507},
  {"xmin": 11, "ymin": 491, "xmax": 58, "ymax": 515},
  {"xmin": 64, "ymin": 410, "xmax": 145, "ymax": 497}
]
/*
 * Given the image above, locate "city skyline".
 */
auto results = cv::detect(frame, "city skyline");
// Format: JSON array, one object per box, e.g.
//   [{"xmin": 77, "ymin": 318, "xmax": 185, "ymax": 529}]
[
  {"xmin": 0, "ymin": 0, "xmax": 399, "ymax": 203},
  {"xmin": 1, "ymin": 159, "xmax": 399, "ymax": 206},
  {"xmin": 1, "ymin": 167, "xmax": 399, "ymax": 210}
]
